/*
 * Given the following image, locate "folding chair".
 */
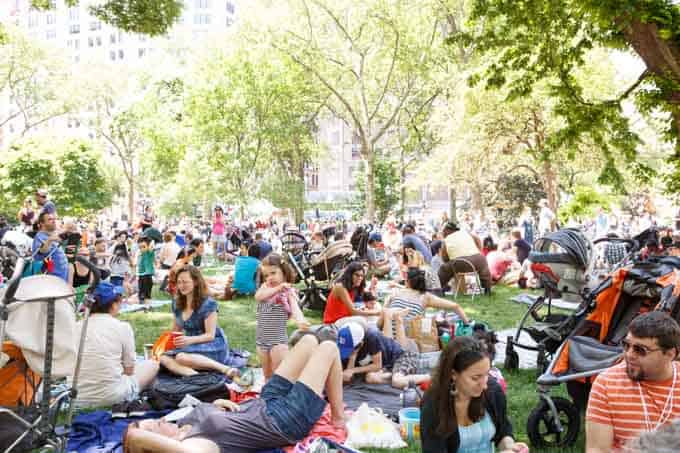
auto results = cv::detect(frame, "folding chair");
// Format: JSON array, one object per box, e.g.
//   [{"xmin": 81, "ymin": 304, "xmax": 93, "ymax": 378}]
[{"xmin": 452, "ymin": 258, "xmax": 482, "ymax": 301}]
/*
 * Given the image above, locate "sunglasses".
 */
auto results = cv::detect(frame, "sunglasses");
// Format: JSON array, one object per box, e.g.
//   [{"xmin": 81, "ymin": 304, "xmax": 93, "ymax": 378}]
[{"xmin": 621, "ymin": 339, "xmax": 662, "ymax": 357}]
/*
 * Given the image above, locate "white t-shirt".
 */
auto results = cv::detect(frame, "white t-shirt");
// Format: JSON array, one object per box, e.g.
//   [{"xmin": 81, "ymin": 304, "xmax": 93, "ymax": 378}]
[
  {"xmin": 72, "ymin": 314, "xmax": 137, "ymax": 407},
  {"xmin": 160, "ymin": 241, "xmax": 182, "ymax": 267}
]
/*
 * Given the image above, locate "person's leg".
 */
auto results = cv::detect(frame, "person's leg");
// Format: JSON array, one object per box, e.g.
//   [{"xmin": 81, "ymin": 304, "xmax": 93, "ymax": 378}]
[
  {"xmin": 269, "ymin": 344, "xmax": 289, "ymax": 379},
  {"xmin": 258, "ymin": 346, "xmax": 273, "ymax": 380},
  {"xmin": 294, "ymin": 341, "xmax": 345, "ymax": 424},
  {"xmin": 159, "ymin": 355, "xmax": 197, "ymax": 377},
  {"xmin": 134, "ymin": 360, "xmax": 160, "ymax": 390},
  {"xmin": 174, "ymin": 353, "xmax": 237, "ymax": 376},
  {"xmin": 390, "ymin": 351, "xmax": 429, "ymax": 389},
  {"xmin": 126, "ymin": 423, "xmax": 218, "ymax": 453},
  {"xmin": 365, "ymin": 370, "xmax": 392, "ymax": 384},
  {"xmin": 273, "ymin": 334, "xmax": 318, "ymax": 383},
  {"xmin": 392, "ymin": 372, "xmax": 431, "ymax": 389}
]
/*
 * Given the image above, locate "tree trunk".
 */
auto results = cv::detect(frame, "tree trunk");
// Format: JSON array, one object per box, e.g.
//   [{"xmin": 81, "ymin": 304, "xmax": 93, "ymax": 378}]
[
  {"xmin": 294, "ymin": 161, "xmax": 305, "ymax": 225},
  {"xmin": 449, "ymin": 186, "xmax": 457, "ymax": 222},
  {"xmin": 364, "ymin": 147, "xmax": 376, "ymax": 222},
  {"xmin": 470, "ymin": 182, "xmax": 483, "ymax": 214},
  {"xmin": 542, "ymin": 160, "xmax": 558, "ymax": 213},
  {"xmin": 399, "ymin": 148, "xmax": 406, "ymax": 218},
  {"xmin": 127, "ymin": 177, "xmax": 135, "ymax": 224}
]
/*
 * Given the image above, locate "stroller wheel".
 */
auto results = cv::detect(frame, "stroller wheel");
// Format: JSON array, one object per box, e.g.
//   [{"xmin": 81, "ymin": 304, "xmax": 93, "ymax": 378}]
[
  {"xmin": 504, "ymin": 350, "xmax": 519, "ymax": 370},
  {"xmin": 527, "ymin": 396, "xmax": 580, "ymax": 448}
]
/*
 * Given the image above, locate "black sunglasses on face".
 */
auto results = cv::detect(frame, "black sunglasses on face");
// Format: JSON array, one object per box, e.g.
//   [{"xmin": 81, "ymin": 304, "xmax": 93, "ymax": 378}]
[{"xmin": 621, "ymin": 339, "xmax": 662, "ymax": 357}]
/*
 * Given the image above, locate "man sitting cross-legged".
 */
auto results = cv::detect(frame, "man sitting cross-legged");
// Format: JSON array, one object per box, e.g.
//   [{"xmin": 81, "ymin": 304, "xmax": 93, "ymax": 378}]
[{"xmin": 123, "ymin": 335, "xmax": 346, "ymax": 453}]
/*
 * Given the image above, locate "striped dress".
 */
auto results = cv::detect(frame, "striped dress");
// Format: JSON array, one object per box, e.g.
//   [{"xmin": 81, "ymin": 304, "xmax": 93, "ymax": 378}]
[
  {"xmin": 388, "ymin": 288, "xmax": 426, "ymax": 327},
  {"xmin": 256, "ymin": 297, "xmax": 290, "ymax": 351},
  {"xmin": 586, "ymin": 361, "xmax": 680, "ymax": 450}
]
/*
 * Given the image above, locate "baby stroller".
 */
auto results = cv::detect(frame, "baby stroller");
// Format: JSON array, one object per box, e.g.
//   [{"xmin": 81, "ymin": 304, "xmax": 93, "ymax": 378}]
[
  {"xmin": 0, "ymin": 254, "xmax": 100, "ymax": 452},
  {"xmin": 504, "ymin": 229, "xmax": 596, "ymax": 372},
  {"xmin": 280, "ymin": 232, "xmax": 354, "ymax": 310},
  {"xmin": 525, "ymin": 255, "xmax": 680, "ymax": 448}
]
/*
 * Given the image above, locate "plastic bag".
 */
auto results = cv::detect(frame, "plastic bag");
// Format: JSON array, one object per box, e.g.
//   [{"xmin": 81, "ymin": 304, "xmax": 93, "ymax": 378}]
[{"xmin": 345, "ymin": 403, "xmax": 407, "ymax": 449}]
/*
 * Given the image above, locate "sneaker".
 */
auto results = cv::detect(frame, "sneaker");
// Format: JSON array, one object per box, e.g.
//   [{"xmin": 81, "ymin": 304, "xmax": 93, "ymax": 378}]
[
  {"xmin": 111, "ymin": 402, "xmax": 128, "ymax": 419},
  {"xmin": 127, "ymin": 399, "xmax": 152, "ymax": 417}
]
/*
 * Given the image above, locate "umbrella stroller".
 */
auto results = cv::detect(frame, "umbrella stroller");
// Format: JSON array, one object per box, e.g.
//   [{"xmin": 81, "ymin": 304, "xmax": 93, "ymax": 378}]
[
  {"xmin": 504, "ymin": 228, "xmax": 597, "ymax": 372},
  {"xmin": 0, "ymin": 255, "xmax": 100, "ymax": 452},
  {"xmin": 525, "ymin": 256, "xmax": 680, "ymax": 448}
]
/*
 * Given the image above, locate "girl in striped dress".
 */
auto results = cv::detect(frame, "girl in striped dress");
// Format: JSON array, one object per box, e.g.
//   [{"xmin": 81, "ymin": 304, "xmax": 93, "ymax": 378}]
[{"xmin": 255, "ymin": 254, "xmax": 310, "ymax": 380}]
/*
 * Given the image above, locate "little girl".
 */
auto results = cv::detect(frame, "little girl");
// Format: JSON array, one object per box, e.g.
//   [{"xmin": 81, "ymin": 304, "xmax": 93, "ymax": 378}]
[
  {"xmin": 109, "ymin": 242, "xmax": 132, "ymax": 290},
  {"xmin": 255, "ymin": 254, "xmax": 309, "ymax": 380}
]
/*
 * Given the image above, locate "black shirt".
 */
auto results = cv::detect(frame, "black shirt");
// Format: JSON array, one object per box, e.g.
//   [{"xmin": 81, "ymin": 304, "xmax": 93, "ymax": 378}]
[{"xmin": 513, "ymin": 239, "xmax": 531, "ymax": 264}]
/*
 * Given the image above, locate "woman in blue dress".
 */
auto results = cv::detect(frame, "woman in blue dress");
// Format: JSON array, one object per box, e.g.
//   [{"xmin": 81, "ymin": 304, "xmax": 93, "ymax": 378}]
[{"xmin": 160, "ymin": 265, "xmax": 238, "ymax": 377}]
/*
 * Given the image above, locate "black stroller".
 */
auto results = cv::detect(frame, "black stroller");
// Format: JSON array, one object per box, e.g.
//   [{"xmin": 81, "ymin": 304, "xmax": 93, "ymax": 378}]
[{"xmin": 0, "ymin": 254, "xmax": 100, "ymax": 452}]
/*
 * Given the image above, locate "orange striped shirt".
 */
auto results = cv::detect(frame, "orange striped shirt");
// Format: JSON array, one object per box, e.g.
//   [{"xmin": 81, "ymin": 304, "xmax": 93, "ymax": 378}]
[{"xmin": 586, "ymin": 361, "xmax": 680, "ymax": 450}]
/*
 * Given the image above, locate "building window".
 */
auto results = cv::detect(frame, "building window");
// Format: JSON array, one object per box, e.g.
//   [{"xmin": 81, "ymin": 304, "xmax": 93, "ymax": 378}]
[
  {"xmin": 118, "ymin": 49, "xmax": 124, "ymax": 59},
  {"xmin": 88, "ymin": 36, "xmax": 94, "ymax": 47},
  {"xmin": 110, "ymin": 33, "xmax": 116, "ymax": 44},
  {"xmin": 138, "ymin": 48, "xmax": 146, "ymax": 57},
  {"xmin": 46, "ymin": 13, "xmax": 56, "ymax": 25},
  {"xmin": 226, "ymin": 16, "xmax": 234, "ymax": 27},
  {"xmin": 46, "ymin": 29, "xmax": 56, "ymax": 39},
  {"xmin": 68, "ymin": 7, "xmax": 79, "ymax": 21},
  {"xmin": 73, "ymin": 39, "xmax": 79, "ymax": 49},
  {"xmin": 89, "ymin": 21, "xmax": 101, "ymax": 31},
  {"xmin": 109, "ymin": 50, "xmax": 116, "ymax": 61},
  {"xmin": 96, "ymin": 36, "xmax": 102, "ymax": 46},
  {"xmin": 73, "ymin": 55, "xmax": 80, "ymax": 63},
  {"xmin": 351, "ymin": 132, "xmax": 362, "ymax": 159},
  {"xmin": 28, "ymin": 13, "xmax": 38, "ymax": 28},
  {"xmin": 195, "ymin": 0, "xmax": 210, "ymax": 8},
  {"xmin": 69, "ymin": 24, "xmax": 80, "ymax": 34},
  {"xmin": 194, "ymin": 14, "xmax": 211, "ymax": 25},
  {"xmin": 226, "ymin": 1, "xmax": 235, "ymax": 14}
]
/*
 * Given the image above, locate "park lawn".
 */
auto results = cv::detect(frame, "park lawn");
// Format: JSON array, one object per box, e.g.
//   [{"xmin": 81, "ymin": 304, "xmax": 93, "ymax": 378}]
[{"xmin": 120, "ymin": 284, "xmax": 585, "ymax": 453}]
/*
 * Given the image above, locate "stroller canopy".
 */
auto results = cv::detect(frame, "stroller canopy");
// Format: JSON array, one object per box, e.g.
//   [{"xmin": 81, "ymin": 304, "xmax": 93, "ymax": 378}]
[{"xmin": 531, "ymin": 228, "xmax": 592, "ymax": 269}]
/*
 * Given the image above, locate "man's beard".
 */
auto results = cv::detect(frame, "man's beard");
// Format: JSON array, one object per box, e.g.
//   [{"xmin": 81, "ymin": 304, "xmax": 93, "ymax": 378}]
[{"xmin": 626, "ymin": 363, "xmax": 646, "ymax": 381}]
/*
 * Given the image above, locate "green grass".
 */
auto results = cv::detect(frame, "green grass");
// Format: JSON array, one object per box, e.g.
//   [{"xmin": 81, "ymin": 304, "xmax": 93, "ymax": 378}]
[{"xmin": 119, "ymin": 283, "xmax": 586, "ymax": 452}]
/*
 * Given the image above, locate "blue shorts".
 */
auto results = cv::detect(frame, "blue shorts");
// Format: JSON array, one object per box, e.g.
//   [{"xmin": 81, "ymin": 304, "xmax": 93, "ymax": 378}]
[{"xmin": 261, "ymin": 374, "xmax": 326, "ymax": 440}]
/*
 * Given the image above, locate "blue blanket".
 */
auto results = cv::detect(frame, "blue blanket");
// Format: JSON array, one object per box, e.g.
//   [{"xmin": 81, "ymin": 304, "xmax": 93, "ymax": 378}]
[{"xmin": 67, "ymin": 410, "xmax": 285, "ymax": 453}]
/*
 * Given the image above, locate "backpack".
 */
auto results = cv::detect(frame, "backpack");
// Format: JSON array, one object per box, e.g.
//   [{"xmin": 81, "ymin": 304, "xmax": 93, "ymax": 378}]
[{"xmin": 146, "ymin": 372, "xmax": 229, "ymax": 410}]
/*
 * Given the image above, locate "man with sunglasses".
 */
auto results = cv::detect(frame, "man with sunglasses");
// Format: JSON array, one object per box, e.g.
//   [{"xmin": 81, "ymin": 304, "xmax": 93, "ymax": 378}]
[
  {"xmin": 586, "ymin": 311, "xmax": 680, "ymax": 453},
  {"xmin": 35, "ymin": 189, "xmax": 56, "ymax": 216}
]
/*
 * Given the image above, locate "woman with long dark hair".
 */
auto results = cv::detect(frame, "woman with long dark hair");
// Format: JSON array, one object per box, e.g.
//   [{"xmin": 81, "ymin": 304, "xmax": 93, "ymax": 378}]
[
  {"xmin": 421, "ymin": 337, "xmax": 528, "ymax": 452},
  {"xmin": 322, "ymin": 261, "xmax": 381, "ymax": 328}
]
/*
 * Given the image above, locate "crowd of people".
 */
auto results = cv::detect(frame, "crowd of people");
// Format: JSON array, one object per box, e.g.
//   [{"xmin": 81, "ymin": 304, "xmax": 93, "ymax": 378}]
[{"xmin": 2, "ymin": 191, "xmax": 680, "ymax": 452}]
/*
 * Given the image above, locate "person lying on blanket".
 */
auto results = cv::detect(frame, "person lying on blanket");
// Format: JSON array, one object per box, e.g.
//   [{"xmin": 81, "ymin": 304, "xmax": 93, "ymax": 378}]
[
  {"xmin": 123, "ymin": 335, "xmax": 346, "ymax": 453},
  {"xmin": 338, "ymin": 321, "xmax": 430, "ymax": 389}
]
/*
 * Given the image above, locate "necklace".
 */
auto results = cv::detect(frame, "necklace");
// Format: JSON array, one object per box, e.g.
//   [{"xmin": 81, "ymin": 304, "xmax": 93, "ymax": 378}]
[{"xmin": 637, "ymin": 363, "xmax": 677, "ymax": 432}]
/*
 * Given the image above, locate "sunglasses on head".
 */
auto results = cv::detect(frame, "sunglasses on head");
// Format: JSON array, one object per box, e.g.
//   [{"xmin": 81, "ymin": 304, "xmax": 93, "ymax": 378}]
[{"xmin": 621, "ymin": 339, "xmax": 662, "ymax": 357}]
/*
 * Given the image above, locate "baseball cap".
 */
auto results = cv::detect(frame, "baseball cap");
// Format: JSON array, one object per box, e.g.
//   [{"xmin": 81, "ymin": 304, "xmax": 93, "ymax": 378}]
[
  {"xmin": 93, "ymin": 281, "xmax": 125, "ymax": 306},
  {"xmin": 369, "ymin": 232, "xmax": 382, "ymax": 243},
  {"xmin": 336, "ymin": 322, "xmax": 365, "ymax": 360}
]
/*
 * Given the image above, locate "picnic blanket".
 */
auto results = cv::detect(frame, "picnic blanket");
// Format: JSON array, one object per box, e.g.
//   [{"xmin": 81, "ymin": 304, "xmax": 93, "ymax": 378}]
[
  {"xmin": 343, "ymin": 382, "xmax": 403, "ymax": 418},
  {"xmin": 119, "ymin": 299, "xmax": 172, "ymax": 314},
  {"xmin": 67, "ymin": 410, "xmax": 170, "ymax": 453}
]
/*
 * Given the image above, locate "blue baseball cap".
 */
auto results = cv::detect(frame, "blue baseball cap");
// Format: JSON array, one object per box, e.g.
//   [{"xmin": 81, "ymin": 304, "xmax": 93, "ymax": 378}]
[
  {"xmin": 369, "ymin": 232, "xmax": 382, "ymax": 243},
  {"xmin": 93, "ymin": 281, "xmax": 125, "ymax": 305},
  {"xmin": 336, "ymin": 322, "xmax": 365, "ymax": 360}
]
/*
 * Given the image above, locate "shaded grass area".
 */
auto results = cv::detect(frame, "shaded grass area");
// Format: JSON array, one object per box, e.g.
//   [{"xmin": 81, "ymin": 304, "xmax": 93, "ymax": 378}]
[{"xmin": 120, "ymin": 283, "xmax": 585, "ymax": 452}]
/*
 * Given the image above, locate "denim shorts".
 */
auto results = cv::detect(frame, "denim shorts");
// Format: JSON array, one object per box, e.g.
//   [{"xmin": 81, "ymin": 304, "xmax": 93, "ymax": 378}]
[{"xmin": 261, "ymin": 374, "xmax": 327, "ymax": 440}]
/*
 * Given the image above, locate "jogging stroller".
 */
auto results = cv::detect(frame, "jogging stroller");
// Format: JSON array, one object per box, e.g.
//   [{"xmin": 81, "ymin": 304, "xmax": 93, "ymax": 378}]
[
  {"xmin": 0, "ymin": 254, "xmax": 100, "ymax": 452},
  {"xmin": 525, "ymin": 256, "xmax": 680, "ymax": 448},
  {"xmin": 505, "ymin": 229, "xmax": 596, "ymax": 372}
]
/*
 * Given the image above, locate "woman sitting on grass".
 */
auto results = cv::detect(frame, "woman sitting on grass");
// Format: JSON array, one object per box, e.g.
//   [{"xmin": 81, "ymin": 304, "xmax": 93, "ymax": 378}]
[
  {"xmin": 123, "ymin": 335, "xmax": 346, "ymax": 453},
  {"xmin": 322, "ymin": 261, "xmax": 381, "ymax": 329},
  {"xmin": 421, "ymin": 337, "xmax": 528, "ymax": 453},
  {"xmin": 160, "ymin": 265, "xmax": 238, "ymax": 378}
]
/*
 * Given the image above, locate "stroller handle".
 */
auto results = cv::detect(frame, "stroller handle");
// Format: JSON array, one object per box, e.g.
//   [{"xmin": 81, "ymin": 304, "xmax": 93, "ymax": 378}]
[
  {"xmin": 2, "ymin": 257, "xmax": 25, "ymax": 303},
  {"xmin": 74, "ymin": 255, "xmax": 101, "ymax": 292}
]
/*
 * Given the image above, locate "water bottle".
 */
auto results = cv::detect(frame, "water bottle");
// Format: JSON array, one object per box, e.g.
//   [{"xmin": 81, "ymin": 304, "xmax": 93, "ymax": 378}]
[
  {"xmin": 401, "ymin": 381, "xmax": 422, "ymax": 408},
  {"xmin": 440, "ymin": 331, "xmax": 451, "ymax": 348}
]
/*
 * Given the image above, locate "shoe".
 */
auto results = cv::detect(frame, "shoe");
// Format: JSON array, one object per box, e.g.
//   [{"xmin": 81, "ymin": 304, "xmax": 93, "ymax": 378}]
[
  {"xmin": 127, "ymin": 399, "xmax": 152, "ymax": 417},
  {"xmin": 111, "ymin": 402, "xmax": 128, "ymax": 419}
]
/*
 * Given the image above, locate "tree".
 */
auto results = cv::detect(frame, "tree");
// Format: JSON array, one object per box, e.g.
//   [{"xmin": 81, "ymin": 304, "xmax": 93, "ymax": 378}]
[
  {"xmin": 354, "ymin": 155, "xmax": 401, "ymax": 223},
  {"xmin": 262, "ymin": 0, "xmax": 445, "ymax": 220},
  {"xmin": 0, "ymin": 139, "xmax": 113, "ymax": 217},
  {"xmin": 0, "ymin": 28, "xmax": 78, "ymax": 139},
  {"xmin": 29, "ymin": 0, "xmax": 183, "ymax": 36},
  {"xmin": 459, "ymin": 0, "xmax": 676, "ymax": 191}
]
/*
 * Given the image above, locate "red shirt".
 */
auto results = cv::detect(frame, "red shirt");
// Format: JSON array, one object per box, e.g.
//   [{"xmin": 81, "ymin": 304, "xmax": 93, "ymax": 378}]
[{"xmin": 323, "ymin": 287, "xmax": 356, "ymax": 324}]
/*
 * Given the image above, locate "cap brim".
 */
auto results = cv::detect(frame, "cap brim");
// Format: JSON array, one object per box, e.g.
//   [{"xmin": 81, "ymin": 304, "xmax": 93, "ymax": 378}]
[{"xmin": 338, "ymin": 343, "xmax": 354, "ymax": 360}]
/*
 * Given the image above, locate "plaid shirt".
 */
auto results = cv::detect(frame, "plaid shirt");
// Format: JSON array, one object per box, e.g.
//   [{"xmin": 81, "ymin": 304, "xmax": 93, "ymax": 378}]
[{"xmin": 604, "ymin": 242, "xmax": 627, "ymax": 265}]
